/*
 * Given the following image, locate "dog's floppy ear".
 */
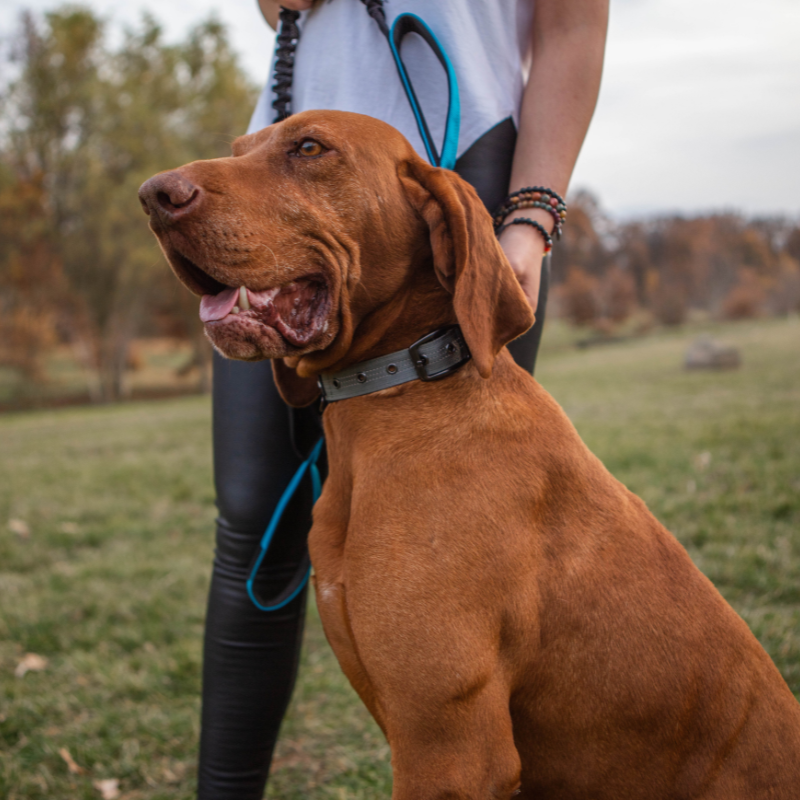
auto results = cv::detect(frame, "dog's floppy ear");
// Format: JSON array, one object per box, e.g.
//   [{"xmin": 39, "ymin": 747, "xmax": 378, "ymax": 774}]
[
  {"xmin": 399, "ymin": 160, "xmax": 534, "ymax": 378},
  {"xmin": 272, "ymin": 359, "xmax": 320, "ymax": 408}
]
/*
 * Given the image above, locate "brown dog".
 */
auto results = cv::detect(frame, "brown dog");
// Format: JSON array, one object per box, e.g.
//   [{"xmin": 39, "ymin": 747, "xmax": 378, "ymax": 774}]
[{"xmin": 139, "ymin": 110, "xmax": 800, "ymax": 799}]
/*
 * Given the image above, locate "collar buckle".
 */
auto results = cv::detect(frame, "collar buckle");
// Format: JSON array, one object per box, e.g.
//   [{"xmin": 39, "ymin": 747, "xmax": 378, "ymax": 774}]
[{"xmin": 409, "ymin": 326, "xmax": 469, "ymax": 382}]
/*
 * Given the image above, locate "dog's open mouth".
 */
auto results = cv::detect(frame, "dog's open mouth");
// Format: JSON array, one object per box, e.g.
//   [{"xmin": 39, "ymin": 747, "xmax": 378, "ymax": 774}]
[
  {"xmin": 161, "ymin": 239, "xmax": 332, "ymax": 357},
  {"xmin": 199, "ymin": 277, "xmax": 329, "ymax": 348}
]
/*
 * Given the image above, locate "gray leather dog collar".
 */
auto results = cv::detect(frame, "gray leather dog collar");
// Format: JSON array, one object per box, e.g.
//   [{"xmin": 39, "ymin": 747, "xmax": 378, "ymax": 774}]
[{"xmin": 318, "ymin": 326, "xmax": 471, "ymax": 404}]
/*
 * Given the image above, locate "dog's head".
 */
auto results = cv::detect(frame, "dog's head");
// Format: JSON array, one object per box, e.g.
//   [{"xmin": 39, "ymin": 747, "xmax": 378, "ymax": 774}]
[{"xmin": 139, "ymin": 110, "xmax": 533, "ymax": 405}]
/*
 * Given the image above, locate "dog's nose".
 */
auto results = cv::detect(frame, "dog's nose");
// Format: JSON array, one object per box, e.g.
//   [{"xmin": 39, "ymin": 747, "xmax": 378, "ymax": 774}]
[{"xmin": 138, "ymin": 171, "xmax": 201, "ymax": 220}]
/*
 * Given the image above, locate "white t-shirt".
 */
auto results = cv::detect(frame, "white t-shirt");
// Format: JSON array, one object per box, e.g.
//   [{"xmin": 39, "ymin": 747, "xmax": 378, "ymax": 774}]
[{"xmin": 248, "ymin": 0, "xmax": 534, "ymax": 162}]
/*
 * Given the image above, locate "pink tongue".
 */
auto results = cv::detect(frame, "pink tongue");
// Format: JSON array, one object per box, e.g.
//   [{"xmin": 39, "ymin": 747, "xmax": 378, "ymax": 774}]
[{"xmin": 200, "ymin": 287, "xmax": 238, "ymax": 322}]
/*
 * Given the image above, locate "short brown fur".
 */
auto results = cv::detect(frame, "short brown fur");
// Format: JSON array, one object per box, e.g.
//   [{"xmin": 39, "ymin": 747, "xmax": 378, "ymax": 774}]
[{"xmin": 140, "ymin": 110, "xmax": 800, "ymax": 799}]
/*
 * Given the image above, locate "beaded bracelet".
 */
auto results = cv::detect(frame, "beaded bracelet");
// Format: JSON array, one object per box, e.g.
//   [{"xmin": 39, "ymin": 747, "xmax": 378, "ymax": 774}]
[
  {"xmin": 493, "ymin": 186, "xmax": 567, "ymax": 240},
  {"xmin": 495, "ymin": 217, "xmax": 553, "ymax": 254}
]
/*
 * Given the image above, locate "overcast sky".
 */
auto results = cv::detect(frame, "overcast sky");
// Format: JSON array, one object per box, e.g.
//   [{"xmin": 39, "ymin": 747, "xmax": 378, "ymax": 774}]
[{"xmin": 2, "ymin": 0, "xmax": 799, "ymax": 218}]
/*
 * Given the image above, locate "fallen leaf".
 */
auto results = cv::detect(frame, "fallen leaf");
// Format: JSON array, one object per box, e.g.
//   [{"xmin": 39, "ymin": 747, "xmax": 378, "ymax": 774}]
[
  {"xmin": 94, "ymin": 778, "xmax": 121, "ymax": 799},
  {"xmin": 8, "ymin": 518, "xmax": 30, "ymax": 538},
  {"xmin": 59, "ymin": 747, "xmax": 86, "ymax": 775},
  {"xmin": 694, "ymin": 451, "xmax": 712, "ymax": 471},
  {"xmin": 15, "ymin": 652, "xmax": 48, "ymax": 678}
]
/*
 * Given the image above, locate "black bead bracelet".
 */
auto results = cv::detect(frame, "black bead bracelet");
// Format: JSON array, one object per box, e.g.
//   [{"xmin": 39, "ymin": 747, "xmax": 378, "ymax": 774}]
[{"xmin": 494, "ymin": 217, "xmax": 553, "ymax": 254}]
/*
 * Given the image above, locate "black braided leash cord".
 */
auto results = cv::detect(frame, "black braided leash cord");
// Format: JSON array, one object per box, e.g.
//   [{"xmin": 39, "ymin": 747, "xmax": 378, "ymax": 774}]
[
  {"xmin": 271, "ymin": 2, "xmax": 388, "ymax": 123},
  {"xmin": 271, "ymin": 8, "xmax": 301, "ymax": 122},
  {"xmin": 361, "ymin": 0, "xmax": 389, "ymax": 35}
]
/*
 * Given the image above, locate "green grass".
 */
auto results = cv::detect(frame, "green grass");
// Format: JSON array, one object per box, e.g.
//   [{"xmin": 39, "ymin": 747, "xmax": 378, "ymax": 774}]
[{"xmin": 1, "ymin": 317, "xmax": 799, "ymax": 798}]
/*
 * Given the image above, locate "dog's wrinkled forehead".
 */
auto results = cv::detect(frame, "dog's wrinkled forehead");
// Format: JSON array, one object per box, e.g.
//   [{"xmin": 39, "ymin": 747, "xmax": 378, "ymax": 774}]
[{"xmin": 230, "ymin": 109, "xmax": 416, "ymax": 170}]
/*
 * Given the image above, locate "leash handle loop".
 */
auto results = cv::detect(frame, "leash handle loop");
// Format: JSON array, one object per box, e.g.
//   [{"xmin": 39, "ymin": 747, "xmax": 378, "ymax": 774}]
[
  {"xmin": 247, "ymin": 437, "xmax": 324, "ymax": 611},
  {"xmin": 387, "ymin": 13, "xmax": 461, "ymax": 171},
  {"xmin": 272, "ymin": 8, "xmax": 460, "ymax": 171}
]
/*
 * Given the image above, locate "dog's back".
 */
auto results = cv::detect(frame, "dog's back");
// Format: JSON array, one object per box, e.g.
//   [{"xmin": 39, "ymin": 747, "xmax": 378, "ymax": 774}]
[{"xmin": 312, "ymin": 349, "xmax": 800, "ymax": 799}]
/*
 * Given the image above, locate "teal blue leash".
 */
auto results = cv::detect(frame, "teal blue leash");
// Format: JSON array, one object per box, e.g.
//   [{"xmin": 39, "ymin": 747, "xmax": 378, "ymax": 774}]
[
  {"xmin": 246, "ymin": 437, "xmax": 324, "ymax": 611},
  {"xmin": 388, "ymin": 13, "xmax": 461, "ymax": 171}
]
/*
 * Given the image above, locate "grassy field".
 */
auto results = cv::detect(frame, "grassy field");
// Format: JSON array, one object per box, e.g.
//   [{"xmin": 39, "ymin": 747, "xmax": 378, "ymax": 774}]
[{"xmin": 1, "ymin": 318, "xmax": 798, "ymax": 799}]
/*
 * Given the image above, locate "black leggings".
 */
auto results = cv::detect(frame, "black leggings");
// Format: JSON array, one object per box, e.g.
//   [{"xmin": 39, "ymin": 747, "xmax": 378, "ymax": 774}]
[{"xmin": 197, "ymin": 119, "xmax": 549, "ymax": 799}]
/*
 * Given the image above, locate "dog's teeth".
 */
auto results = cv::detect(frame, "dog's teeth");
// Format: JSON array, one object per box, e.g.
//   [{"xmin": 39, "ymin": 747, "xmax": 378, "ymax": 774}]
[
  {"xmin": 232, "ymin": 306, "xmax": 240, "ymax": 315},
  {"xmin": 239, "ymin": 286, "xmax": 251, "ymax": 311}
]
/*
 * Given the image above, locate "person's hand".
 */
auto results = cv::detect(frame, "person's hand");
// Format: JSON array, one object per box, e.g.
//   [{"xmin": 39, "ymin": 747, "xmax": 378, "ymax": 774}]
[{"xmin": 497, "ymin": 208, "xmax": 551, "ymax": 312}]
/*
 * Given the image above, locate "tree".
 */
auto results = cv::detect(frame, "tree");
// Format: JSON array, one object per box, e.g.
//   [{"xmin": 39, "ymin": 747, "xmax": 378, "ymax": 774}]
[
  {"xmin": 551, "ymin": 190, "xmax": 612, "ymax": 281},
  {"xmin": 0, "ymin": 166, "xmax": 64, "ymax": 379},
  {"xmin": 0, "ymin": 7, "xmax": 256, "ymax": 400}
]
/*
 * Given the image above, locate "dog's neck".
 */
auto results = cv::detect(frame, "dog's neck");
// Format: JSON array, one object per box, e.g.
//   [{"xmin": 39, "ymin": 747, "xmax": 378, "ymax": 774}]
[{"xmin": 311, "ymin": 254, "xmax": 456, "ymax": 375}]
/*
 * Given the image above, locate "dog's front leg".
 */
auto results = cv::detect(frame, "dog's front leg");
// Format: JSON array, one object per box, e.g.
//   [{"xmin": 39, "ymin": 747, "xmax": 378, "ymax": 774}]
[
  {"xmin": 313, "ymin": 574, "xmax": 388, "ymax": 734},
  {"xmin": 385, "ymin": 677, "xmax": 522, "ymax": 800},
  {"xmin": 314, "ymin": 556, "xmax": 522, "ymax": 798},
  {"xmin": 317, "ymin": 572, "xmax": 522, "ymax": 799},
  {"xmin": 340, "ymin": 584, "xmax": 522, "ymax": 800},
  {"xmin": 309, "ymin": 469, "xmax": 526, "ymax": 799}
]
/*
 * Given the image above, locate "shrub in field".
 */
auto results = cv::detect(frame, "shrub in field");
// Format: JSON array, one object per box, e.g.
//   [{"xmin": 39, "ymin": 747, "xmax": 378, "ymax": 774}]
[
  {"xmin": 721, "ymin": 267, "xmax": 766, "ymax": 320},
  {"xmin": 559, "ymin": 267, "xmax": 600, "ymax": 326},
  {"xmin": 599, "ymin": 266, "xmax": 637, "ymax": 323},
  {"xmin": 653, "ymin": 284, "xmax": 688, "ymax": 326},
  {"xmin": 768, "ymin": 254, "xmax": 800, "ymax": 316},
  {"xmin": 0, "ymin": 307, "xmax": 59, "ymax": 380}
]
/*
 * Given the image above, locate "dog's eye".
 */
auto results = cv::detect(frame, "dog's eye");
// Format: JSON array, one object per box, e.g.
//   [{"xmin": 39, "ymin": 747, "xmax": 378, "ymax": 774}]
[{"xmin": 297, "ymin": 139, "xmax": 325, "ymax": 157}]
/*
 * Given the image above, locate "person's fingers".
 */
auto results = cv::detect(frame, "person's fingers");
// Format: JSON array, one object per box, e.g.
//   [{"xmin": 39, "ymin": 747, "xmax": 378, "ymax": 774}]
[
  {"xmin": 498, "ymin": 227, "xmax": 544, "ymax": 311},
  {"xmin": 507, "ymin": 255, "xmax": 540, "ymax": 310},
  {"xmin": 516, "ymin": 267, "xmax": 541, "ymax": 313}
]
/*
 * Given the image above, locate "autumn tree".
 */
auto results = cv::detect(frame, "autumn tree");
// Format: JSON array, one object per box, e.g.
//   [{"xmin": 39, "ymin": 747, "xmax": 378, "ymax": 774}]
[
  {"xmin": 551, "ymin": 190, "xmax": 613, "ymax": 281},
  {"xmin": 0, "ymin": 167, "xmax": 64, "ymax": 379},
  {"xmin": 0, "ymin": 6, "xmax": 256, "ymax": 400}
]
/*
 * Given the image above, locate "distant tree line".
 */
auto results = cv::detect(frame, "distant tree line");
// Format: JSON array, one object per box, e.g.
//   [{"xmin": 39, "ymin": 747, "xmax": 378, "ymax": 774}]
[
  {"xmin": 551, "ymin": 191, "xmax": 800, "ymax": 330},
  {"xmin": 1, "ymin": 6, "xmax": 798, "ymax": 402}
]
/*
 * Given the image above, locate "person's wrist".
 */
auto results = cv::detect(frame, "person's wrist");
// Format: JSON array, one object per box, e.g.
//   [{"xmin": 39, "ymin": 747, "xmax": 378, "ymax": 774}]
[
  {"xmin": 496, "ymin": 208, "xmax": 553, "ymax": 259},
  {"xmin": 502, "ymin": 206, "xmax": 555, "ymax": 235}
]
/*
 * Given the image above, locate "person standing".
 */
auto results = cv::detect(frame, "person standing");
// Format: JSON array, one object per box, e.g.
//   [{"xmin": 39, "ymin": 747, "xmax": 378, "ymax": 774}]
[{"xmin": 198, "ymin": 1, "xmax": 609, "ymax": 797}]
